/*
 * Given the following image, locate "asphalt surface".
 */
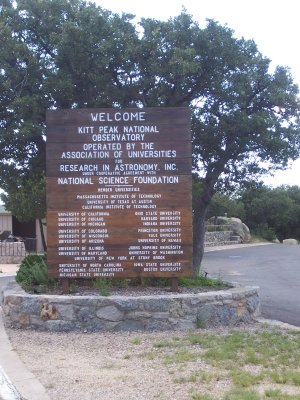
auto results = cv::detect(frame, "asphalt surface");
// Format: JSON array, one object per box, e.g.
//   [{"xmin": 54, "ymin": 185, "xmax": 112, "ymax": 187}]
[
  {"xmin": 0, "ymin": 276, "xmax": 14, "ymax": 294},
  {"xmin": 202, "ymin": 243, "xmax": 300, "ymax": 327}
]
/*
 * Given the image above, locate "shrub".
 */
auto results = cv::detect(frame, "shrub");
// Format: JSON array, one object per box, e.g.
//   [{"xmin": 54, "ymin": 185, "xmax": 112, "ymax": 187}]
[
  {"xmin": 16, "ymin": 254, "xmax": 54, "ymax": 290},
  {"xmin": 253, "ymin": 224, "xmax": 276, "ymax": 242},
  {"xmin": 93, "ymin": 278, "xmax": 111, "ymax": 296},
  {"xmin": 178, "ymin": 275, "xmax": 225, "ymax": 288}
]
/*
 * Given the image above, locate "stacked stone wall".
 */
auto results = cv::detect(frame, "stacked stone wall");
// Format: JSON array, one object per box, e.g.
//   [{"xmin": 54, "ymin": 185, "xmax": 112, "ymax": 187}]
[
  {"xmin": 2, "ymin": 281, "xmax": 260, "ymax": 332},
  {"xmin": 204, "ymin": 231, "xmax": 241, "ymax": 246}
]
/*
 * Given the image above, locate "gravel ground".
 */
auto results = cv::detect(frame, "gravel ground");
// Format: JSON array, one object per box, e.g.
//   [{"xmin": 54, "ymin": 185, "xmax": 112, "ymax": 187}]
[
  {"xmin": 7, "ymin": 323, "xmax": 264, "ymax": 400},
  {"xmin": 29, "ymin": 282, "xmax": 229, "ymax": 297}
]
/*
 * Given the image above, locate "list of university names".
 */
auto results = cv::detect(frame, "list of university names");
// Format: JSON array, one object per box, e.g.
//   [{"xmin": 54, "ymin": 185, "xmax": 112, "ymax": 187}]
[{"xmin": 46, "ymin": 108, "xmax": 192, "ymax": 278}]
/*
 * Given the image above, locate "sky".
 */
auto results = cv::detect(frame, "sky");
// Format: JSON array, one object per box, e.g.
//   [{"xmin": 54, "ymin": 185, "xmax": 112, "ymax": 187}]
[{"xmin": 95, "ymin": 0, "xmax": 300, "ymax": 187}]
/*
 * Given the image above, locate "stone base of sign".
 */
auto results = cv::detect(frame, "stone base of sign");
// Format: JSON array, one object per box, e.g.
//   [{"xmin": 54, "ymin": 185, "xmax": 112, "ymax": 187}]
[{"xmin": 2, "ymin": 282, "xmax": 260, "ymax": 332}]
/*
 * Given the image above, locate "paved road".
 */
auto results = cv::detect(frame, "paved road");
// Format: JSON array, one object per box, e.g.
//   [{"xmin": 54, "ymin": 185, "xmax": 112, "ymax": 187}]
[
  {"xmin": 0, "ymin": 276, "xmax": 14, "ymax": 292},
  {"xmin": 202, "ymin": 243, "xmax": 300, "ymax": 326}
]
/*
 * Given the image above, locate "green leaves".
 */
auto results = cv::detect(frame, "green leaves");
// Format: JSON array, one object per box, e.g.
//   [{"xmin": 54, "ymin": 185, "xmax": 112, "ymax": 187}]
[
  {"xmin": 1, "ymin": 2, "xmax": 299, "ymax": 272},
  {"xmin": 240, "ymin": 184, "xmax": 300, "ymax": 241},
  {"xmin": 1, "ymin": 172, "xmax": 46, "ymax": 221}
]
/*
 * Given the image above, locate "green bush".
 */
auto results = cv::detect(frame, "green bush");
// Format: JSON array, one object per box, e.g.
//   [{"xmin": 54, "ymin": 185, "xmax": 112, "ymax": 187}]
[
  {"xmin": 178, "ymin": 275, "xmax": 225, "ymax": 288},
  {"xmin": 253, "ymin": 224, "xmax": 276, "ymax": 242},
  {"xmin": 16, "ymin": 254, "xmax": 54, "ymax": 290}
]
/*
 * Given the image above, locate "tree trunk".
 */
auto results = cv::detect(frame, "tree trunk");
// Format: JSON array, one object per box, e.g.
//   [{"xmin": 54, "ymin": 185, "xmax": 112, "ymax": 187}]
[
  {"xmin": 38, "ymin": 218, "xmax": 47, "ymax": 252},
  {"xmin": 192, "ymin": 179, "xmax": 216, "ymax": 276},
  {"xmin": 192, "ymin": 203, "xmax": 208, "ymax": 276}
]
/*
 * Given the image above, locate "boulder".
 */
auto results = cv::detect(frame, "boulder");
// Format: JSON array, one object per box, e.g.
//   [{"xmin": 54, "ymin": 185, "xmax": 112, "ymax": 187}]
[
  {"xmin": 282, "ymin": 238, "xmax": 298, "ymax": 245},
  {"xmin": 207, "ymin": 216, "xmax": 251, "ymax": 243}
]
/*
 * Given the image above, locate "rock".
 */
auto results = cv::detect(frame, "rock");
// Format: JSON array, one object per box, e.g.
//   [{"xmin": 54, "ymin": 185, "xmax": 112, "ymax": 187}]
[
  {"xmin": 207, "ymin": 216, "xmax": 251, "ymax": 243},
  {"xmin": 96, "ymin": 305, "xmax": 124, "ymax": 321},
  {"xmin": 40, "ymin": 303, "xmax": 59, "ymax": 320},
  {"xmin": 282, "ymin": 238, "xmax": 298, "ymax": 245}
]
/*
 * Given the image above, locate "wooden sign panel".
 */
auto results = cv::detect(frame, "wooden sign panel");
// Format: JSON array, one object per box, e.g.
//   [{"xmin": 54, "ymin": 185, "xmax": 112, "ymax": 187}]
[{"xmin": 46, "ymin": 108, "xmax": 192, "ymax": 278}]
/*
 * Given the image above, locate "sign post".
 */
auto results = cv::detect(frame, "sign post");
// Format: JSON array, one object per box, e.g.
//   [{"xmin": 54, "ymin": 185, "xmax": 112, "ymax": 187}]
[{"xmin": 46, "ymin": 108, "xmax": 192, "ymax": 280}]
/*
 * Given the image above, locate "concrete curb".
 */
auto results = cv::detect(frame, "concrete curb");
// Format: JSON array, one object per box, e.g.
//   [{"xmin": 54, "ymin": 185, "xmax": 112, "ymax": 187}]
[
  {"xmin": 255, "ymin": 317, "xmax": 300, "ymax": 331},
  {"xmin": 0, "ymin": 365, "xmax": 22, "ymax": 400},
  {"xmin": 0, "ymin": 308, "xmax": 50, "ymax": 400},
  {"xmin": 204, "ymin": 242, "xmax": 274, "ymax": 252}
]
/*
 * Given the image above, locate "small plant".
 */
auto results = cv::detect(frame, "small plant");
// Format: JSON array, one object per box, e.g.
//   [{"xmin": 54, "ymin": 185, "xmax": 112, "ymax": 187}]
[
  {"xmin": 163, "ymin": 348, "xmax": 199, "ymax": 365},
  {"xmin": 69, "ymin": 281, "xmax": 79, "ymax": 293},
  {"xmin": 230, "ymin": 369, "xmax": 264, "ymax": 387},
  {"xmin": 223, "ymin": 388, "xmax": 260, "ymax": 400},
  {"xmin": 139, "ymin": 352, "xmax": 155, "ymax": 360},
  {"xmin": 196, "ymin": 318, "xmax": 206, "ymax": 329},
  {"xmin": 191, "ymin": 392, "xmax": 214, "ymax": 400},
  {"xmin": 93, "ymin": 278, "xmax": 111, "ymax": 296},
  {"xmin": 173, "ymin": 372, "xmax": 200, "ymax": 384},
  {"xmin": 131, "ymin": 336, "xmax": 142, "ymax": 345},
  {"xmin": 153, "ymin": 339, "xmax": 174, "ymax": 348},
  {"xmin": 45, "ymin": 383, "xmax": 55, "ymax": 390}
]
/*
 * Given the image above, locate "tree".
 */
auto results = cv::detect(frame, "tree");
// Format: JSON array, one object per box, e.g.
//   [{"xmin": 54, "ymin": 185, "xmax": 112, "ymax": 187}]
[
  {"xmin": 1, "ymin": 172, "xmax": 47, "ymax": 250},
  {"xmin": 190, "ymin": 23, "xmax": 300, "ymax": 273},
  {"xmin": 1, "ymin": 3, "xmax": 299, "ymax": 274},
  {"xmin": 131, "ymin": 15, "xmax": 300, "ymax": 273},
  {"xmin": 206, "ymin": 193, "xmax": 245, "ymax": 221},
  {"xmin": 0, "ymin": 0, "xmax": 140, "ymax": 237},
  {"xmin": 240, "ymin": 183, "xmax": 300, "ymax": 241}
]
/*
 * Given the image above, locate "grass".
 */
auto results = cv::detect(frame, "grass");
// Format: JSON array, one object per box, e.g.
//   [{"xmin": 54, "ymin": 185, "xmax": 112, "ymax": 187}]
[
  {"xmin": 230, "ymin": 369, "xmax": 265, "ymax": 387},
  {"xmin": 131, "ymin": 336, "xmax": 142, "ymax": 345},
  {"xmin": 222, "ymin": 388, "xmax": 261, "ymax": 400},
  {"xmin": 187, "ymin": 330, "xmax": 300, "ymax": 370},
  {"xmin": 163, "ymin": 348, "xmax": 200, "ymax": 365},
  {"xmin": 139, "ymin": 351, "xmax": 156, "ymax": 360},
  {"xmin": 264, "ymin": 389, "xmax": 300, "ymax": 399},
  {"xmin": 153, "ymin": 339, "xmax": 176, "ymax": 348},
  {"xmin": 191, "ymin": 393, "xmax": 215, "ymax": 400},
  {"xmin": 174, "ymin": 371, "xmax": 220, "ymax": 384},
  {"xmin": 145, "ymin": 327, "xmax": 300, "ymax": 399},
  {"xmin": 11, "ymin": 321, "xmax": 300, "ymax": 399}
]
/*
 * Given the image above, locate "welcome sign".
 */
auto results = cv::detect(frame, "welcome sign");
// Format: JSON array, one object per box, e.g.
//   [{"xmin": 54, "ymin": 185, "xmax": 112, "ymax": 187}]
[{"xmin": 46, "ymin": 107, "xmax": 192, "ymax": 279}]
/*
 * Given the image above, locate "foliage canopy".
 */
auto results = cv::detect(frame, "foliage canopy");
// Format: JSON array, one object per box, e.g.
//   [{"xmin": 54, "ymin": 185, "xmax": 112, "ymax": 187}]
[
  {"xmin": 240, "ymin": 183, "xmax": 300, "ymax": 241},
  {"xmin": 0, "ymin": 0, "xmax": 299, "ymax": 272}
]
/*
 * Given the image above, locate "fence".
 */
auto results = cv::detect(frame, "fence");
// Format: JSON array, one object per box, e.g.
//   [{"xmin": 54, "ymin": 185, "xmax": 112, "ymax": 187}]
[
  {"xmin": 0, "ymin": 237, "xmax": 37, "ymax": 263},
  {"xmin": 204, "ymin": 224, "xmax": 241, "ymax": 246},
  {"xmin": 205, "ymin": 224, "xmax": 233, "ymax": 232}
]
